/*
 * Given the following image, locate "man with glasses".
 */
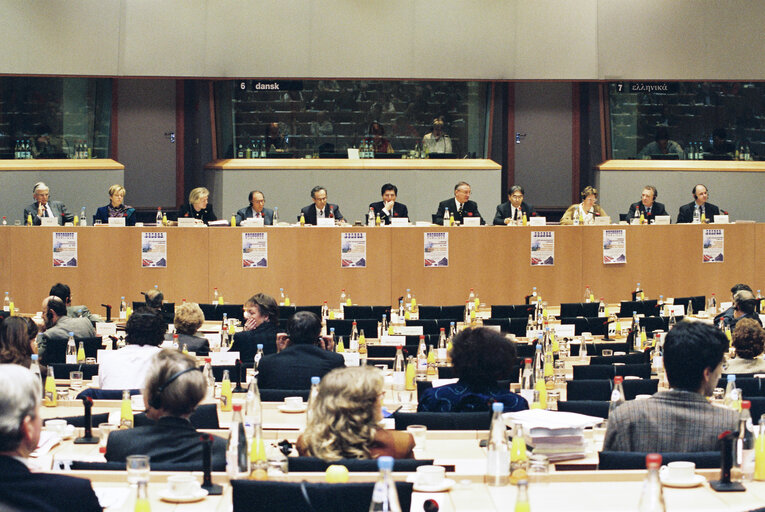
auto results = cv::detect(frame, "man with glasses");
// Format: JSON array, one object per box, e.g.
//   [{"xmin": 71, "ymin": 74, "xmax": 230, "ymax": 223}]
[
  {"xmin": 435, "ymin": 181, "xmax": 485, "ymax": 225},
  {"xmin": 23, "ymin": 182, "xmax": 73, "ymax": 225},
  {"xmin": 493, "ymin": 185, "xmax": 535, "ymax": 225}
]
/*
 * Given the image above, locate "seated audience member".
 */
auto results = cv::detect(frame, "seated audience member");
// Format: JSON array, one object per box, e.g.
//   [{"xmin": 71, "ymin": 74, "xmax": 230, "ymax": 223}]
[
  {"xmin": 676, "ymin": 184, "xmax": 721, "ymax": 223},
  {"xmin": 178, "ymin": 187, "xmax": 217, "ymax": 225},
  {"xmin": 725, "ymin": 318, "xmax": 765, "ymax": 374},
  {"xmin": 257, "ymin": 311, "xmax": 344, "ymax": 389},
  {"xmin": 604, "ymin": 321, "xmax": 738, "ymax": 452},
  {"xmin": 49, "ymin": 282, "xmax": 102, "ymax": 323},
  {"xmin": 0, "ymin": 364, "xmax": 102, "ymax": 512},
  {"xmin": 299, "ymin": 186, "xmax": 345, "ymax": 225},
  {"xmin": 560, "ymin": 186, "xmax": 608, "ymax": 225},
  {"xmin": 368, "ymin": 121, "xmax": 394, "ymax": 154},
  {"xmin": 626, "ymin": 185, "xmax": 668, "ymax": 223},
  {"xmin": 229, "ymin": 293, "xmax": 278, "ymax": 360},
  {"xmin": 265, "ymin": 122, "xmax": 286, "ymax": 151},
  {"xmin": 0, "ymin": 317, "xmax": 34, "ymax": 367},
  {"xmin": 142, "ymin": 287, "xmax": 173, "ymax": 324},
  {"xmin": 729, "ymin": 289, "xmax": 762, "ymax": 330},
  {"xmin": 493, "ymin": 185, "xmax": 535, "ymax": 225},
  {"xmin": 23, "ymin": 181, "xmax": 73, "ymax": 226},
  {"xmin": 369, "ymin": 183, "xmax": 408, "ymax": 225},
  {"xmin": 637, "ymin": 127, "xmax": 684, "ymax": 159},
  {"xmin": 38, "ymin": 296, "xmax": 96, "ymax": 365},
  {"xmin": 93, "ymin": 184, "xmax": 136, "ymax": 226},
  {"xmin": 421, "ymin": 117, "xmax": 453, "ymax": 154},
  {"xmin": 435, "ymin": 181, "xmax": 485, "ymax": 225},
  {"xmin": 106, "ymin": 350, "xmax": 226, "ymax": 466},
  {"xmin": 714, "ymin": 283, "xmax": 753, "ymax": 328},
  {"xmin": 708, "ymin": 128, "xmax": 735, "ymax": 157},
  {"xmin": 418, "ymin": 327, "xmax": 528, "ymax": 413},
  {"xmin": 236, "ymin": 190, "xmax": 274, "ymax": 225},
  {"xmin": 165, "ymin": 302, "xmax": 209, "ymax": 355},
  {"xmin": 99, "ymin": 308, "xmax": 164, "ymax": 390},
  {"xmin": 297, "ymin": 366, "xmax": 414, "ymax": 460}
]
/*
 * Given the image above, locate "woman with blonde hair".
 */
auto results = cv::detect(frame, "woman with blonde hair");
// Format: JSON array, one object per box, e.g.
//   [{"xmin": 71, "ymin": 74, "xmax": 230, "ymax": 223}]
[
  {"xmin": 178, "ymin": 187, "xmax": 217, "ymax": 224},
  {"xmin": 297, "ymin": 366, "xmax": 414, "ymax": 460},
  {"xmin": 165, "ymin": 302, "xmax": 209, "ymax": 355},
  {"xmin": 726, "ymin": 318, "xmax": 765, "ymax": 374},
  {"xmin": 560, "ymin": 185, "xmax": 608, "ymax": 225},
  {"xmin": 93, "ymin": 184, "xmax": 136, "ymax": 225}
]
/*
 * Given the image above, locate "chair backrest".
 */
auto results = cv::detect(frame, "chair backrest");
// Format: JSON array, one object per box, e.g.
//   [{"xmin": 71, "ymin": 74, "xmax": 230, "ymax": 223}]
[
  {"xmin": 405, "ymin": 319, "xmax": 440, "ymax": 335},
  {"xmin": 51, "ymin": 362, "xmax": 99, "ymax": 379},
  {"xmin": 232, "ymin": 480, "xmax": 414, "ymax": 512},
  {"xmin": 573, "ymin": 365, "xmax": 616, "ymax": 380},
  {"xmin": 639, "ymin": 316, "xmax": 666, "ymax": 336},
  {"xmin": 598, "ymin": 451, "xmax": 720, "ymax": 470},
  {"xmin": 343, "ymin": 305, "xmax": 389, "ymax": 320},
  {"xmin": 260, "ymin": 389, "xmax": 311, "ymax": 401},
  {"xmin": 748, "ymin": 397, "xmax": 765, "ymax": 423},
  {"xmin": 716, "ymin": 377, "xmax": 762, "ymax": 397},
  {"xmin": 560, "ymin": 317, "xmax": 590, "ymax": 335},
  {"xmin": 326, "ymin": 319, "xmax": 378, "ymax": 338},
  {"xmin": 367, "ymin": 345, "xmax": 418, "ymax": 358},
  {"xmin": 75, "ymin": 388, "xmax": 141, "ymax": 400},
  {"xmin": 590, "ymin": 352, "xmax": 649, "ymax": 365},
  {"xmin": 43, "ymin": 336, "xmax": 104, "ymax": 365},
  {"xmin": 618, "ymin": 300, "xmax": 658, "ymax": 318},
  {"xmin": 556, "ymin": 400, "xmax": 610, "ymax": 419},
  {"xmin": 199, "ymin": 303, "xmax": 244, "ymax": 321},
  {"xmin": 622, "ymin": 379, "xmax": 658, "ymax": 399},
  {"xmin": 53, "ymin": 412, "xmax": 110, "ymax": 428},
  {"xmin": 287, "ymin": 457, "xmax": 432, "ymax": 472},
  {"xmin": 69, "ymin": 460, "xmax": 224, "ymax": 471},
  {"xmin": 585, "ymin": 317, "xmax": 607, "ymax": 336},
  {"xmin": 393, "ymin": 411, "xmax": 491, "ymax": 430},
  {"xmin": 672, "ymin": 296, "xmax": 706, "ymax": 315},
  {"xmin": 418, "ymin": 305, "xmax": 465, "ymax": 321},
  {"xmin": 491, "ymin": 304, "xmax": 532, "ymax": 319},
  {"xmin": 616, "ymin": 364, "xmax": 652, "ymax": 379},
  {"xmin": 566, "ymin": 380, "xmax": 612, "ymax": 401}
]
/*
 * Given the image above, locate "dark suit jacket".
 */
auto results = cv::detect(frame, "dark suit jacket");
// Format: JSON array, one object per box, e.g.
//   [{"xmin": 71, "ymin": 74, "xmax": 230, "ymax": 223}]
[
  {"xmin": 626, "ymin": 201, "xmax": 669, "ymax": 223},
  {"xmin": 299, "ymin": 203, "xmax": 344, "ymax": 225},
  {"xmin": 235, "ymin": 206, "xmax": 274, "ymax": 226},
  {"xmin": 23, "ymin": 201, "xmax": 73, "ymax": 226},
  {"xmin": 492, "ymin": 201, "xmax": 535, "ymax": 225},
  {"xmin": 676, "ymin": 201, "xmax": 721, "ymax": 223},
  {"xmin": 368, "ymin": 201, "xmax": 409, "ymax": 225},
  {"xmin": 257, "ymin": 344, "xmax": 345, "ymax": 389},
  {"xmin": 105, "ymin": 416, "xmax": 227, "ymax": 469},
  {"xmin": 164, "ymin": 332, "xmax": 210, "ymax": 355},
  {"xmin": 178, "ymin": 203, "xmax": 217, "ymax": 224},
  {"xmin": 0, "ymin": 455, "xmax": 102, "ymax": 512},
  {"xmin": 435, "ymin": 198, "xmax": 484, "ymax": 225},
  {"xmin": 229, "ymin": 321, "xmax": 278, "ymax": 361},
  {"xmin": 93, "ymin": 205, "xmax": 136, "ymax": 226}
]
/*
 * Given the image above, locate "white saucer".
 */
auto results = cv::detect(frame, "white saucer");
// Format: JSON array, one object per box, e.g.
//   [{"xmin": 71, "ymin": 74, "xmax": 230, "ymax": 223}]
[
  {"xmin": 278, "ymin": 404, "xmax": 307, "ymax": 413},
  {"xmin": 659, "ymin": 473, "xmax": 705, "ymax": 488},
  {"xmin": 159, "ymin": 488, "xmax": 208, "ymax": 503},
  {"xmin": 406, "ymin": 476, "xmax": 455, "ymax": 492}
]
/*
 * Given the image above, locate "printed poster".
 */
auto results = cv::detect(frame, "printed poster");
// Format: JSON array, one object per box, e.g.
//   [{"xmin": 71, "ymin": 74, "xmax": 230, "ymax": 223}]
[
  {"xmin": 530, "ymin": 231, "xmax": 554, "ymax": 266},
  {"xmin": 242, "ymin": 232, "xmax": 268, "ymax": 268},
  {"xmin": 603, "ymin": 229, "xmax": 627, "ymax": 264},
  {"xmin": 703, "ymin": 229, "xmax": 724, "ymax": 263},
  {"xmin": 52, "ymin": 232, "xmax": 77, "ymax": 267},
  {"xmin": 341, "ymin": 232, "xmax": 366, "ymax": 268},
  {"xmin": 141, "ymin": 232, "xmax": 167, "ymax": 268},
  {"xmin": 424, "ymin": 232, "xmax": 449, "ymax": 267}
]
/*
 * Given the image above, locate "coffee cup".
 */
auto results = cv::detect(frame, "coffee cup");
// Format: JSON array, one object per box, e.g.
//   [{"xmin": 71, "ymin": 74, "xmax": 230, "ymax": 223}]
[
  {"xmin": 167, "ymin": 474, "xmax": 201, "ymax": 496},
  {"xmin": 284, "ymin": 396, "xmax": 303, "ymax": 409},
  {"xmin": 415, "ymin": 465, "xmax": 445, "ymax": 487},
  {"xmin": 45, "ymin": 419, "xmax": 67, "ymax": 436},
  {"xmin": 660, "ymin": 461, "xmax": 695, "ymax": 481}
]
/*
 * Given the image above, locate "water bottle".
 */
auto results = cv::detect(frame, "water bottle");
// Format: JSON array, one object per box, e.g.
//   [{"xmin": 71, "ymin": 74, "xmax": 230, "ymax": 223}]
[
  {"xmin": 3, "ymin": 292, "xmax": 9, "ymax": 312},
  {"xmin": 244, "ymin": 377, "xmax": 262, "ymax": 442},
  {"xmin": 443, "ymin": 207, "xmax": 449, "ymax": 224},
  {"xmin": 486, "ymin": 402, "xmax": 510, "ymax": 486},
  {"xmin": 368, "ymin": 456, "xmax": 402, "ymax": 512},
  {"xmin": 737, "ymin": 400, "xmax": 756, "ymax": 481},
  {"xmin": 368, "ymin": 207, "xmax": 376, "ymax": 227},
  {"xmin": 254, "ymin": 344, "xmax": 264, "ymax": 369},
  {"xmin": 638, "ymin": 453, "xmax": 665, "ymax": 512},
  {"xmin": 272, "ymin": 207, "xmax": 279, "ymax": 224},
  {"xmin": 226, "ymin": 404, "xmax": 249, "ymax": 476},
  {"xmin": 155, "ymin": 207, "xmax": 162, "ymax": 225},
  {"xmin": 65, "ymin": 332, "xmax": 76, "ymax": 364},
  {"xmin": 202, "ymin": 357, "xmax": 215, "ymax": 397},
  {"xmin": 609, "ymin": 376, "xmax": 626, "ymax": 415},
  {"xmin": 307, "ymin": 376, "xmax": 320, "ymax": 422},
  {"xmin": 80, "ymin": 207, "xmax": 87, "ymax": 226},
  {"xmin": 692, "ymin": 204, "xmax": 700, "ymax": 224},
  {"xmin": 30, "ymin": 354, "xmax": 42, "ymax": 385}
]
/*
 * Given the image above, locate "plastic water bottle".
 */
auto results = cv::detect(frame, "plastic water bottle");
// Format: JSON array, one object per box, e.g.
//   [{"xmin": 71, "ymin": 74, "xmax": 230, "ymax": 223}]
[
  {"xmin": 638, "ymin": 453, "xmax": 665, "ymax": 512},
  {"xmin": 254, "ymin": 344, "xmax": 264, "ymax": 370},
  {"xmin": 443, "ymin": 207, "xmax": 450, "ymax": 224},
  {"xmin": 3, "ymin": 292, "xmax": 9, "ymax": 312},
  {"xmin": 202, "ymin": 357, "xmax": 215, "ymax": 397},
  {"xmin": 272, "ymin": 207, "xmax": 279, "ymax": 224},
  {"xmin": 65, "ymin": 332, "xmax": 76, "ymax": 364},
  {"xmin": 737, "ymin": 400, "xmax": 756, "ymax": 481},
  {"xmin": 226, "ymin": 404, "xmax": 249, "ymax": 477},
  {"xmin": 155, "ymin": 207, "xmax": 163, "ymax": 225},
  {"xmin": 307, "ymin": 376, "xmax": 320, "ymax": 422},
  {"xmin": 368, "ymin": 207, "xmax": 375, "ymax": 227},
  {"xmin": 486, "ymin": 402, "xmax": 510, "ymax": 486},
  {"xmin": 368, "ymin": 456, "xmax": 402, "ymax": 512},
  {"xmin": 29, "ymin": 354, "xmax": 42, "ymax": 384},
  {"xmin": 79, "ymin": 207, "xmax": 87, "ymax": 226},
  {"xmin": 693, "ymin": 205, "xmax": 700, "ymax": 224},
  {"xmin": 244, "ymin": 377, "xmax": 262, "ymax": 442},
  {"xmin": 609, "ymin": 376, "xmax": 626, "ymax": 415}
]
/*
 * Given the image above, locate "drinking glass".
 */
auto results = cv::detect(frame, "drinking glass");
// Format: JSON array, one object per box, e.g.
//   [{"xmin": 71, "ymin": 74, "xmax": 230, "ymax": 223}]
[
  {"xmin": 69, "ymin": 371, "xmax": 84, "ymax": 390},
  {"xmin": 601, "ymin": 349, "xmax": 613, "ymax": 357},
  {"xmin": 528, "ymin": 453, "xmax": 550, "ymax": 484},
  {"xmin": 407, "ymin": 424, "xmax": 427, "ymax": 450},
  {"xmin": 98, "ymin": 423, "xmax": 118, "ymax": 450},
  {"xmin": 126, "ymin": 455, "xmax": 150, "ymax": 484}
]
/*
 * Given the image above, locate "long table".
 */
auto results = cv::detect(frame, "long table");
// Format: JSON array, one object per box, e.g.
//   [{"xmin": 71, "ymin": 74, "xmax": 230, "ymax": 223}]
[{"xmin": 1, "ymin": 223, "xmax": 761, "ymax": 313}]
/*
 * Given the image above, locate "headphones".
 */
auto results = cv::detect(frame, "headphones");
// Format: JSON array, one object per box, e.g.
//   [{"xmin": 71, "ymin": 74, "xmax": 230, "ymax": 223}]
[
  {"xmin": 692, "ymin": 184, "xmax": 707, "ymax": 199},
  {"xmin": 148, "ymin": 366, "xmax": 200, "ymax": 410}
]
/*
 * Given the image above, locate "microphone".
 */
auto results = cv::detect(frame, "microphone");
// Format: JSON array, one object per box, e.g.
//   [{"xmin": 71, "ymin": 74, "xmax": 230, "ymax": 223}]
[
  {"xmin": 101, "ymin": 304, "xmax": 112, "ymax": 323},
  {"xmin": 74, "ymin": 396, "xmax": 99, "ymax": 444},
  {"xmin": 200, "ymin": 433, "xmax": 223, "ymax": 494},
  {"xmin": 601, "ymin": 318, "xmax": 614, "ymax": 342},
  {"xmin": 233, "ymin": 359, "xmax": 246, "ymax": 393}
]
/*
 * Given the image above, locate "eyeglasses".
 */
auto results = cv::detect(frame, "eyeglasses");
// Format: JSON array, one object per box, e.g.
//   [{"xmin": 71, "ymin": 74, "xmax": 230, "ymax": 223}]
[{"xmin": 511, "ymin": 194, "xmax": 523, "ymax": 199}]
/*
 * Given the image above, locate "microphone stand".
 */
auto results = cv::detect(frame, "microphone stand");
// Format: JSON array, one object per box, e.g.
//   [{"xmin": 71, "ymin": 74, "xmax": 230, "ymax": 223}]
[
  {"xmin": 101, "ymin": 304, "xmax": 112, "ymax": 323},
  {"xmin": 602, "ymin": 319, "xmax": 614, "ymax": 342},
  {"xmin": 200, "ymin": 434, "xmax": 223, "ymax": 494},
  {"xmin": 233, "ymin": 359, "xmax": 246, "ymax": 393},
  {"xmin": 710, "ymin": 430, "xmax": 745, "ymax": 492},
  {"xmin": 74, "ymin": 397, "xmax": 99, "ymax": 444}
]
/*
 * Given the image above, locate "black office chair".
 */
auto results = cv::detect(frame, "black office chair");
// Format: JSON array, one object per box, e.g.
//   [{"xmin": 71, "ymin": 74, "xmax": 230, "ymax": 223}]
[
  {"xmin": 367, "ymin": 345, "xmax": 418, "ymax": 358},
  {"xmin": 618, "ymin": 300, "xmax": 658, "ymax": 318},
  {"xmin": 716, "ymin": 377, "xmax": 762, "ymax": 397},
  {"xmin": 53, "ymin": 412, "xmax": 110, "ymax": 428},
  {"xmin": 232, "ymin": 480, "xmax": 413, "ymax": 512},
  {"xmin": 405, "ymin": 319, "xmax": 440, "ymax": 335},
  {"xmin": 560, "ymin": 317, "xmax": 590, "ymax": 335},
  {"xmin": 70, "ymin": 459, "xmax": 226, "ymax": 472},
  {"xmin": 41, "ymin": 336, "xmax": 103, "ymax": 365},
  {"xmin": 392, "ymin": 411, "xmax": 491, "ymax": 430},
  {"xmin": 590, "ymin": 352, "xmax": 649, "ymax": 365},
  {"xmin": 672, "ymin": 296, "xmax": 706, "ymax": 315},
  {"xmin": 573, "ymin": 365, "xmax": 616, "ymax": 380},
  {"xmin": 51, "ymin": 363, "xmax": 99, "ymax": 380},
  {"xmin": 75, "ymin": 388, "xmax": 140, "ymax": 400},
  {"xmin": 622, "ymin": 379, "xmax": 658, "ymax": 399},
  {"xmin": 491, "ymin": 304, "xmax": 532, "ymax": 319},
  {"xmin": 326, "ymin": 319, "xmax": 378, "ymax": 338},
  {"xmin": 556, "ymin": 400, "xmax": 610, "ymax": 419},
  {"xmin": 566, "ymin": 380, "xmax": 612, "ymax": 401},
  {"xmin": 199, "ymin": 303, "xmax": 244, "ymax": 321},
  {"xmin": 288, "ymin": 457, "xmax": 432, "ymax": 472},
  {"xmin": 343, "ymin": 305, "xmax": 389, "ymax": 320},
  {"xmin": 260, "ymin": 389, "xmax": 311, "ymax": 401},
  {"xmin": 598, "ymin": 451, "xmax": 720, "ymax": 470}
]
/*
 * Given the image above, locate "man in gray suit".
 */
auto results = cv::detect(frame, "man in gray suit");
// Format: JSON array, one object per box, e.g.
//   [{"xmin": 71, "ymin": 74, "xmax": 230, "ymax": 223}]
[
  {"xmin": 23, "ymin": 182, "xmax": 73, "ymax": 225},
  {"xmin": 604, "ymin": 321, "xmax": 737, "ymax": 452},
  {"xmin": 235, "ymin": 189, "xmax": 274, "ymax": 225},
  {"xmin": 38, "ymin": 296, "xmax": 96, "ymax": 365}
]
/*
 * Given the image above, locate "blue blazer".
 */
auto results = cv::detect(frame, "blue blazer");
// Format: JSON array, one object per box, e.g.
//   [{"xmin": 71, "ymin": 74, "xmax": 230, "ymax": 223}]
[
  {"xmin": 235, "ymin": 206, "xmax": 274, "ymax": 226},
  {"xmin": 93, "ymin": 205, "xmax": 136, "ymax": 226}
]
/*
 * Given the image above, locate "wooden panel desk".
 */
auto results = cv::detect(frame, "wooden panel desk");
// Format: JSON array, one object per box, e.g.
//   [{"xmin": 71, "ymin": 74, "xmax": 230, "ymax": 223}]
[{"xmin": 0, "ymin": 224, "xmax": 760, "ymax": 313}]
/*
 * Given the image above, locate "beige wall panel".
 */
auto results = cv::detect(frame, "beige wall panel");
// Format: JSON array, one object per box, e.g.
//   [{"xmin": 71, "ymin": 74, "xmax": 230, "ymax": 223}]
[
  {"xmin": 515, "ymin": 0, "xmax": 598, "ymax": 79},
  {"xmin": 119, "ymin": 0, "xmax": 207, "ymax": 77},
  {"xmin": 0, "ymin": 0, "xmax": 120, "ymax": 76}
]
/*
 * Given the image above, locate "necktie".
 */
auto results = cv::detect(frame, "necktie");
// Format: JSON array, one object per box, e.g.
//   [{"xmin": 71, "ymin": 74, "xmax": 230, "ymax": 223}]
[
  {"xmin": 458, "ymin": 204, "xmax": 463, "ymax": 215},
  {"xmin": 646, "ymin": 207, "xmax": 651, "ymax": 215},
  {"xmin": 318, "ymin": 209, "xmax": 323, "ymax": 218},
  {"xmin": 514, "ymin": 208, "xmax": 519, "ymax": 221}
]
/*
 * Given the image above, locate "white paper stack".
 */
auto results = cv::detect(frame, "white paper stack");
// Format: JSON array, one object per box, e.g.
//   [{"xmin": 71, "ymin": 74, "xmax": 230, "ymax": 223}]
[{"xmin": 503, "ymin": 409, "xmax": 603, "ymax": 462}]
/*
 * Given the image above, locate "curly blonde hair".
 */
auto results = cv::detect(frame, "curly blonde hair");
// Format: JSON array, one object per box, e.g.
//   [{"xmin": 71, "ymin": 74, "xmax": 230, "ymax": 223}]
[{"xmin": 300, "ymin": 366, "xmax": 384, "ymax": 460}]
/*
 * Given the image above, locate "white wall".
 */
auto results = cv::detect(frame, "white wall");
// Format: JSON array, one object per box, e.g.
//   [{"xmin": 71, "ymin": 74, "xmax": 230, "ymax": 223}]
[{"xmin": 2, "ymin": 1, "xmax": 765, "ymax": 79}]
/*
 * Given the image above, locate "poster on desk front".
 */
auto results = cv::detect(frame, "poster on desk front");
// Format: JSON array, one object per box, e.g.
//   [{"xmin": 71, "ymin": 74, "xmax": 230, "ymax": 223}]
[
  {"xmin": 603, "ymin": 229, "xmax": 627, "ymax": 264},
  {"xmin": 141, "ymin": 232, "xmax": 167, "ymax": 268},
  {"xmin": 242, "ymin": 232, "xmax": 268, "ymax": 267},
  {"xmin": 341, "ymin": 232, "xmax": 366, "ymax": 268},
  {"xmin": 530, "ymin": 231, "xmax": 554, "ymax": 266},
  {"xmin": 703, "ymin": 229, "xmax": 724, "ymax": 263},
  {"xmin": 52, "ymin": 232, "xmax": 77, "ymax": 267},
  {"xmin": 424, "ymin": 232, "xmax": 449, "ymax": 267}
]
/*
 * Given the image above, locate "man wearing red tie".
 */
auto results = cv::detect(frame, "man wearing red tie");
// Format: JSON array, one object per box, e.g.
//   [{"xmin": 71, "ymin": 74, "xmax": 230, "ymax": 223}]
[
  {"xmin": 235, "ymin": 189, "xmax": 274, "ymax": 225},
  {"xmin": 435, "ymin": 181, "xmax": 485, "ymax": 225},
  {"xmin": 626, "ymin": 185, "xmax": 668, "ymax": 224}
]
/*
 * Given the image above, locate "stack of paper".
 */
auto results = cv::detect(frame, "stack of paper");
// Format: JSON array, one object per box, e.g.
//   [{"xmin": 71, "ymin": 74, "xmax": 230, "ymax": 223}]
[{"xmin": 503, "ymin": 409, "xmax": 603, "ymax": 462}]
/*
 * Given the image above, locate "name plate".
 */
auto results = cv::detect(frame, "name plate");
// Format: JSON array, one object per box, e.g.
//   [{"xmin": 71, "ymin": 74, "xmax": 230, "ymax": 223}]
[
  {"xmin": 390, "ymin": 217, "xmax": 409, "ymax": 226},
  {"xmin": 108, "ymin": 217, "xmax": 126, "ymax": 227},
  {"xmin": 242, "ymin": 217, "xmax": 265, "ymax": 227},
  {"xmin": 462, "ymin": 217, "xmax": 481, "ymax": 227},
  {"xmin": 95, "ymin": 322, "xmax": 117, "ymax": 336},
  {"xmin": 594, "ymin": 216, "xmax": 611, "ymax": 225},
  {"xmin": 653, "ymin": 215, "xmax": 670, "ymax": 225},
  {"xmin": 347, "ymin": 148, "xmax": 360, "ymax": 160},
  {"xmin": 665, "ymin": 304, "xmax": 685, "ymax": 317},
  {"xmin": 210, "ymin": 351, "xmax": 239, "ymax": 365},
  {"xmin": 391, "ymin": 326, "xmax": 423, "ymax": 336},
  {"xmin": 484, "ymin": 324, "xmax": 501, "ymax": 332},
  {"xmin": 317, "ymin": 218, "xmax": 335, "ymax": 227},
  {"xmin": 529, "ymin": 216, "xmax": 546, "ymax": 226},
  {"xmin": 178, "ymin": 217, "xmax": 197, "ymax": 227},
  {"xmin": 342, "ymin": 352, "xmax": 360, "ymax": 367},
  {"xmin": 204, "ymin": 332, "xmax": 222, "ymax": 348},
  {"xmin": 380, "ymin": 335, "xmax": 406, "ymax": 345},
  {"xmin": 714, "ymin": 215, "xmax": 730, "ymax": 224},
  {"xmin": 40, "ymin": 217, "xmax": 57, "ymax": 226},
  {"xmin": 552, "ymin": 324, "xmax": 575, "ymax": 338}
]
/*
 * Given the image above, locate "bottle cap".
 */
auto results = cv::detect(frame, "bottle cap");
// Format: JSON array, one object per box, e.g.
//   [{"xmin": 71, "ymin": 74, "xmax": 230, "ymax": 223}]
[
  {"xmin": 396, "ymin": 345, "xmax": 402, "ymax": 349},
  {"xmin": 535, "ymin": 344, "xmax": 542, "ymax": 350},
  {"xmin": 614, "ymin": 376, "xmax": 624, "ymax": 384},
  {"xmin": 205, "ymin": 357, "xmax": 211, "ymax": 363},
  {"xmin": 742, "ymin": 400, "xmax": 751, "ymax": 409},
  {"xmin": 440, "ymin": 328, "xmax": 445, "ymax": 332},
  {"xmin": 31, "ymin": 354, "xmax": 38, "ymax": 361},
  {"xmin": 492, "ymin": 402, "xmax": 504, "ymax": 413},
  {"xmin": 68, "ymin": 332, "xmax": 74, "ymax": 336},
  {"xmin": 525, "ymin": 358, "xmax": 532, "ymax": 363},
  {"xmin": 257, "ymin": 344, "xmax": 263, "ymax": 349},
  {"xmin": 311, "ymin": 376, "xmax": 320, "ymax": 385},
  {"xmin": 727, "ymin": 374, "xmax": 736, "ymax": 382},
  {"xmin": 377, "ymin": 456, "xmax": 394, "ymax": 471},
  {"xmin": 232, "ymin": 404, "xmax": 242, "ymax": 412},
  {"xmin": 645, "ymin": 453, "xmax": 662, "ymax": 467}
]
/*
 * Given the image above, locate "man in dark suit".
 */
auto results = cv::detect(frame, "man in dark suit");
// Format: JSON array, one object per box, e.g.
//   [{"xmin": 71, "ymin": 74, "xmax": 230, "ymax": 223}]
[
  {"xmin": 299, "ymin": 186, "xmax": 344, "ymax": 225},
  {"xmin": 493, "ymin": 185, "xmax": 535, "ymax": 225},
  {"xmin": 626, "ymin": 185, "xmax": 669, "ymax": 224},
  {"xmin": 435, "ymin": 181, "xmax": 485, "ymax": 225},
  {"xmin": 105, "ymin": 349, "xmax": 227, "ymax": 469},
  {"xmin": 257, "ymin": 311, "xmax": 344, "ymax": 389},
  {"xmin": 677, "ymin": 184, "xmax": 721, "ymax": 223},
  {"xmin": 368, "ymin": 183, "xmax": 408, "ymax": 225},
  {"xmin": 229, "ymin": 293, "xmax": 279, "ymax": 359},
  {"xmin": 0, "ymin": 364, "xmax": 103, "ymax": 512},
  {"xmin": 23, "ymin": 181, "xmax": 73, "ymax": 225},
  {"xmin": 236, "ymin": 189, "xmax": 275, "ymax": 225}
]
